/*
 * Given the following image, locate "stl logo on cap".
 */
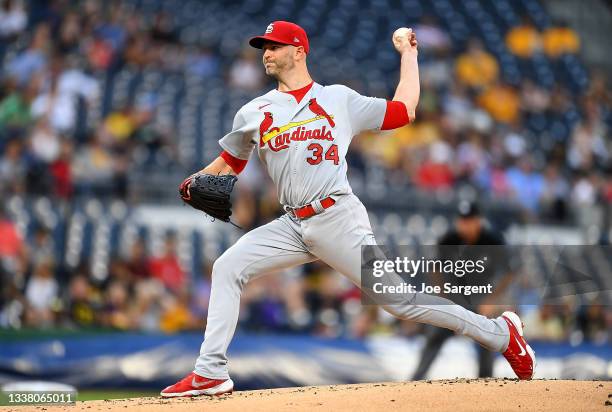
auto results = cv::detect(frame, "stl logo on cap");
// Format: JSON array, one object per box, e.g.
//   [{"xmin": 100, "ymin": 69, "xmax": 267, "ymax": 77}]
[{"xmin": 249, "ymin": 21, "xmax": 310, "ymax": 54}]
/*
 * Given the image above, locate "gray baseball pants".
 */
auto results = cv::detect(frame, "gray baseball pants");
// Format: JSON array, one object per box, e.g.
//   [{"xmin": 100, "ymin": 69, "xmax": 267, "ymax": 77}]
[{"xmin": 195, "ymin": 194, "xmax": 509, "ymax": 379}]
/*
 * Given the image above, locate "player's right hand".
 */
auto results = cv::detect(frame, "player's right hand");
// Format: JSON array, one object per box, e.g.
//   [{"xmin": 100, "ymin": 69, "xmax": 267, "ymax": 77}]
[{"xmin": 392, "ymin": 27, "xmax": 418, "ymax": 54}]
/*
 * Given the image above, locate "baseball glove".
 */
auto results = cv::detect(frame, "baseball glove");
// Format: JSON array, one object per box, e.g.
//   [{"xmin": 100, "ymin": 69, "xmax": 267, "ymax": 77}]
[{"xmin": 179, "ymin": 173, "xmax": 238, "ymax": 224}]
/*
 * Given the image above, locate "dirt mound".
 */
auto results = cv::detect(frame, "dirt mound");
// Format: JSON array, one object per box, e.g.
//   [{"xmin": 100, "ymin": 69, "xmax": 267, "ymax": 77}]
[{"xmin": 8, "ymin": 379, "xmax": 611, "ymax": 412}]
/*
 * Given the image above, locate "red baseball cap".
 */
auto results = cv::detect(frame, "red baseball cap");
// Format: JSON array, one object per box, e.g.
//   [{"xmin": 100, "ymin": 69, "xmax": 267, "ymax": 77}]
[{"xmin": 249, "ymin": 21, "xmax": 310, "ymax": 54}]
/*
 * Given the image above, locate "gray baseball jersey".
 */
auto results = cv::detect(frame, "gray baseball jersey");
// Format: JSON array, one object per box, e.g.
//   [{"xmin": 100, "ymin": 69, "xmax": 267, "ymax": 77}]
[
  {"xmin": 219, "ymin": 83, "xmax": 386, "ymax": 207},
  {"xmin": 194, "ymin": 83, "xmax": 510, "ymax": 381}
]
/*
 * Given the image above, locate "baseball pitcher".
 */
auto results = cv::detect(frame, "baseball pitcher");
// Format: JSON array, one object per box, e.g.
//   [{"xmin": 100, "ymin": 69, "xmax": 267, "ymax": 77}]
[{"xmin": 162, "ymin": 21, "xmax": 535, "ymax": 397}]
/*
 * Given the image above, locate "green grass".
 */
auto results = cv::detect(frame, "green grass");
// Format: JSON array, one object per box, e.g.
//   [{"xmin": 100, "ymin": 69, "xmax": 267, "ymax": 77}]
[{"xmin": 76, "ymin": 390, "xmax": 160, "ymax": 401}]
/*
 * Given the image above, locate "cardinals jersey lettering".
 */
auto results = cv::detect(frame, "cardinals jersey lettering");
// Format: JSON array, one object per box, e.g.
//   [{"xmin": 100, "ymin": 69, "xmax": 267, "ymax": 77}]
[{"xmin": 219, "ymin": 83, "xmax": 386, "ymax": 207}]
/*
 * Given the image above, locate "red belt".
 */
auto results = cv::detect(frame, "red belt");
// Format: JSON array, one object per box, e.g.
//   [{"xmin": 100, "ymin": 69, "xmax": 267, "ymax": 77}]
[{"xmin": 292, "ymin": 197, "xmax": 336, "ymax": 219}]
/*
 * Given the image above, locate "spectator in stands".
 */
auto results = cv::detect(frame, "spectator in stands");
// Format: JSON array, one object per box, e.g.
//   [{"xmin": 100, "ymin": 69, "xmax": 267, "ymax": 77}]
[
  {"xmin": 0, "ymin": 279, "xmax": 25, "ymax": 328},
  {"xmin": 29, "ymin": 119, "xmax": 61, "ymax": 164},
  {"xmin": 441, "ymin": 82, "xmax": 478, "ymax": 129},
  {"xmin": 0, "ymin": 138, "xmax": 26, "ymax": 194},
  {"xmin": 85, "ymin": 32, "xmax": 114, "ymax": 70},
  {"xmin": 147, "ymin": 233, "xmax": 186, "ymax": 292},
  {"xmin": 0, "ymin": 79, "xmax": 35, "ymax": 132},
  {"xmin": 6, "ymin": 22, "xmax": 50, "ymax": 85},
  {"xmin": 420, "ymin": 51, "xmax": 453, "ymax": 90},
  {"xmin": 523, "ymin": 304, "xmax": 566, "ymax": 341},
  {"xmin": 304, "ymin": 264, "xmax": 348, "ymax": 338},
  {"xmin": 505, "ymin": 156, "xmax": 545, "ymax": 215},
  {"xmin": 283, "ymin": 269, "xmax": 312, "ymax": 332},
  {"xmin": 29, "ymin": 226, "xmax": 54, "ymax": 268},
  {"xmin": 0, "ymin": 205, "xmax": 25, "ymax": 262},
  {"xmin": 131, "ymin": 278, "xmax": 164, "ymax": 331},
  {"xmin": 255, "ymin": 182, "xmax": 284, "ymax": 226},
  {"xmin": 57, "ymin": 54, "xmax": 100, "ymax": 107},
  {"xmin": 586, "ymin": 70, "xmax": 611, "ymax": 107},
  {"xmin": 503, "ymin": 127, "xmax": 527, "ymax": 160},
  {"xmin": 415, "ymin": 140, "xmax": 455, "ymax": 191},
  {"xmin": 71, "ymin": 133, "xmax": 115, "ymax": 196},
  {"xmin": 190, "ymin": 262, "xmax": 213, "ymax": 321},
  {"xmin": 123, "ymin": 32, "xmax": 155, "ymax": 68},
  {"xmin": 232, "ymin": 187, "xmax": 257, "ymax": 230},
  {"xmin": 49, "ymin": 139, "xmax": 73, "ymax": 198},
  {"xmin": 539, "ymin": 164, "xmax": 569, "ymax": 222},
  {"xmin": 364, "ymin": 116, "xmax": 441, "ymax": 173},
  {"xmin": 24, "ymin": 256, "xmax": 58, "ymax": 327},
  {"xmin": 229, "ymin": 48, "xmax": 265, "ymax": 92},
  {"xmin": 65, "ymin": 274, "xmax": 98, "ymax": 328},
  {"xmin": 602, "ymin": 171, "xmax": 612, "ymax": 213},
  {"xmin": 456, "ymin": 131, "xmax": 489, "ymax": 184},
  {"xmin": 30, "ymin": 67, "xmax": 78, "ymax": 133},
  {"xmin": 567, "ymin": 100, "xmax": 609, "ymax": 170},
  {"xmin": 486, "ymin": 159, "xmax": 512, "ymax": 199},
  {"xmin": 159, "ymin": 290, "xmax": 197, "ymax": 333},
  {"xmin": 150, "ymin": 11, "xmax": 178, "ymax": 45},
  {"xmin": 124, "ymin": 237, "xmax": 150, "ymax": 280},
  {"xmin": 455, "ymin": 38, "xmax": 499, "ymax": 91},
  {"xmin": 414, "ymin": 15, "xmax": 451, "ymax": 54},
  {"xmin": 418, "ymin": 79, "xmax": 441, "ymax": 116},
  {"xmin": 108, "ymin": 257, "xmax": 135, "ymax": 285},
  {"xmin": 0, "ymin": 0, "xmax": 27, "ymax": 42},
  {"xmin": 100, "ymin": 280, "xmax": 132, "ymax": 329},
  {"xmin": 576, "ymin": 301, "xmax": 607, "ymax": 343},
  {"xmin": 239, "ymin": 272, "xmax": 282, "ymax": 331},
  {"xmin": 505, "ymin": 15, "xmax": 542, "ymax": 59},
  {"xmin": 56, "ymin": 11, "xmax": 82, "ymax": 55},
  {"xmin": 520, "ymin": 79, "xmax": 551, "ymax": 114},
  {"xmin": 31, "ymin": 54, "xmax": 98, "ymax": 135},
  {"xmin": 542, "ymin": 20, "xmax": 580, "ymax": 59},
  {"xmin": 477, "ymin": 81, "xmax": 521, "ymax": 125},
  {"xmin": 185, "ymin": 45, "xmax": 220, "ymax": 78},
  {"xmin": 101, "ymin": 104, "xmax": 137, "ymax": 144},
  {"xmin": 95, "ymin": 3, "xmax": 128, "ymax": 54},
  {"xmin": 570, "ymin": 173, "xmax": 603, "ymax": 230}
]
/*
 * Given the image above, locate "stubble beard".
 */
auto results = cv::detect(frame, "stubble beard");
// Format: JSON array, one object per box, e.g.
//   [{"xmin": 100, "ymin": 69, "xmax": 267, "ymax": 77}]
[{"xmin": 264, "ymin": 56, "xmax": 295, "ymax": 79}]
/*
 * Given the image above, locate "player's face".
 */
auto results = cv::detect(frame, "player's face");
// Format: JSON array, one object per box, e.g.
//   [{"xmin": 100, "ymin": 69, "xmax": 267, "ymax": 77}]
[
  {"xmin": 456, "ymin": 216, "xmax": 482, "ymax": 243},
  {"xmin": 262, "ymin": 42, "xmax": 296, "ymax": 77}
]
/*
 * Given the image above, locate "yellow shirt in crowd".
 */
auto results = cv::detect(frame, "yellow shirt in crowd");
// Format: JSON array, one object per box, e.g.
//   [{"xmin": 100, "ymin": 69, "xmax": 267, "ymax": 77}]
[
  {"xmin": 477, "ymin": 84, "xmax": 520, "ymax": 125},
  {"xmin": 455, "ymin": 50, "xmax": 499, "ymax": 89},
  {"xmin": 505, "ymin": 24, "xmax": 542, "ymax": 58},
  {"xmin": 543, "ymin": 27, "xmax": 580, "ymax": 57}
]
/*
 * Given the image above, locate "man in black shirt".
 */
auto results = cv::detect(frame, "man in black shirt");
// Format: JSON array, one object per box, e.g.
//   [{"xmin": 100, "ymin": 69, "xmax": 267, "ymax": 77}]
[{"xmin": 412, "ymin": 201, "xmax": 513, "ymax": 380}]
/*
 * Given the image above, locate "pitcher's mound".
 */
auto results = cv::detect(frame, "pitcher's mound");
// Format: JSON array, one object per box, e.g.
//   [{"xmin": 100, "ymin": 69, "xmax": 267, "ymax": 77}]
[{"xmin": 12, "ymin": 379, "xmax": 612, "ymax": 412}]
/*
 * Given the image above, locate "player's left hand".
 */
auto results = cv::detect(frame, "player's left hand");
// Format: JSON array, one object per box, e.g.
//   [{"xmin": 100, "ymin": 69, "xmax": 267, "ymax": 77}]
[
  {"xmin": 392, "ymin": 27, "xmax": 418, "ymax": 54},
  {"xmin": 179, "ymin": 173, "xmax": 238, "ymax": 223}
]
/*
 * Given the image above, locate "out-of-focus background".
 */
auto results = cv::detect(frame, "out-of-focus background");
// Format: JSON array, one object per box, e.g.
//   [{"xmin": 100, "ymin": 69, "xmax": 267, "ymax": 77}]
[{"xmin": 0, "ymin": 0, "xmax": 610, "ymax": 397}]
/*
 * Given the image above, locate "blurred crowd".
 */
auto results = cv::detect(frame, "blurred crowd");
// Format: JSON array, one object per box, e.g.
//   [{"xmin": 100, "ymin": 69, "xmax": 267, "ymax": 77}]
[
  {"xmin": 352, "ymin": 18, "xmax": 611, "ymax": 227},
  {"xmin": 0, "ymin": 0, "xmax": 185, "ymax": 200},
  {"xmin": 1, "ymin": 211, "xmax": 610, "ymax": 344},
  {"xmin": 0, "ymin": 0, "xmax": 611, "ymax": 342},
  {"xmin": 0, "ymin": 1, "xmax": 610, "ymax": 224}
]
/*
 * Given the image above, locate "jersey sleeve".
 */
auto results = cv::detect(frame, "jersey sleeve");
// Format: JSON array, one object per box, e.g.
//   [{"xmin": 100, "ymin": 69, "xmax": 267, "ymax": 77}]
[
  {"xmin": 381, "ymin": 100, "xmax": 410, "ymax": 130},
  {"xmin": 344, "ymin": 86, "xmax": 388, "ymax": 135},
  {"xmin": 218, "ymin": 109, "xmax": 256, "ymax": 160},
  {"xmin": 220, "ymin": 150, "xmax": 248, "ymax": 174}
]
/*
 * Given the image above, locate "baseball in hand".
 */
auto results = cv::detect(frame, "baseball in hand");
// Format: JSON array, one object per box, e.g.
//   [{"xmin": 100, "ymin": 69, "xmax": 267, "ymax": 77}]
[{"xmin": 392, "ymin": 27, "xmax": 417, "ymax": 52}]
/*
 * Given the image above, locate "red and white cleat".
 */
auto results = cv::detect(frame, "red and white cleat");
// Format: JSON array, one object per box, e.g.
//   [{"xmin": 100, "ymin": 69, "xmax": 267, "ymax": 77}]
[
  {"xmin": 501, "ymin": 311, "xmax": 536, "ymax": 380},
  {"xmin": 160, "ymin": 372, "xmax": 234, "ymax": 397}
]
